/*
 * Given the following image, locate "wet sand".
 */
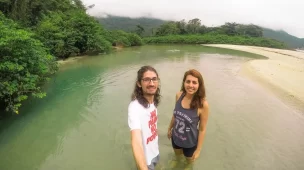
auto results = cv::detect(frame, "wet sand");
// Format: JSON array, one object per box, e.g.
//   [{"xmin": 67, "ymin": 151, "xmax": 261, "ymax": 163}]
[{"xmin": 203, "ymin": 44, "xmax": 304, "ymax": 112}]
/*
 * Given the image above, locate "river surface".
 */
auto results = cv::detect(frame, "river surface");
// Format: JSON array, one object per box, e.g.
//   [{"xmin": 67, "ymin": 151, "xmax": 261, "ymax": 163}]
[{"xmin": 0, "ymin": 45, "xmax": 304, "ymax": 170}]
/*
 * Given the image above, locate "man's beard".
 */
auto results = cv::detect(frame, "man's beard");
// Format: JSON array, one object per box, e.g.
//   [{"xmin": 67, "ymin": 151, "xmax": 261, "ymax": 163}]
[
  {"xmin": 145, "ymin": 92, "xmax": 155, "ymax": 96},
  {"xmin": 144, "ymin": 87, "xmax": 157, "ymax": 96}
]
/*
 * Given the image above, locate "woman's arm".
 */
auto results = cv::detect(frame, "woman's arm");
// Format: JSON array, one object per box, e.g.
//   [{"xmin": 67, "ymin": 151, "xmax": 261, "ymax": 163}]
[{"xmin": 191, "ymin": 100, "xmax": 209, "ymax": 161}]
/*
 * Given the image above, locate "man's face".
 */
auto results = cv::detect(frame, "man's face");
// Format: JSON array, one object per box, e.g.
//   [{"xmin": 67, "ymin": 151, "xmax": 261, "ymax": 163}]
[{"xmin": 137, "ymin": 70, "xmax": 159, "ymax": 96}]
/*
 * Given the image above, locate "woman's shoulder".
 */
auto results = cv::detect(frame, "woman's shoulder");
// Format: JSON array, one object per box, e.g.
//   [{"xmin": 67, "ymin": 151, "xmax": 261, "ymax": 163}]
[
  {"xmin": 202, "ymin": 99, "xmax": 208, "ymax": 107},
  {"xmin": 198, "ymin": 99, "xmax": 209, "ymax": 112},
  {"xmin": 175, "ymin": 91, "xmax": 183, "ymax": 101},
  {"xmin": 176, "ymin": 91, "xmax": 183, "ymax": 97}
]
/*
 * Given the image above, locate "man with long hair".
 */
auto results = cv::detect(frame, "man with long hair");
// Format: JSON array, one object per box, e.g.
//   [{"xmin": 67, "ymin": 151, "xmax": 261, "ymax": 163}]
[{"xmin": 128, "ymin": 65, "xmax": 161, "ymax": 170}]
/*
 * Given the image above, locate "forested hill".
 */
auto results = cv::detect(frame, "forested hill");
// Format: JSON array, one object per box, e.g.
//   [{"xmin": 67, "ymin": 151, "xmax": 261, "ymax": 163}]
[
  {"xmin": 263, "ymin": 28, "xmax": 304, "ymax": 49},
  {"xmin": 97, "ymin": 15, "xmax": 303, "ymax": 49},
  {"xmin": 95, "ymin": 15, "xmax": 166, "ymax": 36}
]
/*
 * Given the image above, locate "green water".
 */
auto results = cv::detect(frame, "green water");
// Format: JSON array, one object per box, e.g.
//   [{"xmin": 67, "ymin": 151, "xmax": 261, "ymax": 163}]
[{"xmin": 0, "ymin": 45, "xmax": 304, "ymax": 170}]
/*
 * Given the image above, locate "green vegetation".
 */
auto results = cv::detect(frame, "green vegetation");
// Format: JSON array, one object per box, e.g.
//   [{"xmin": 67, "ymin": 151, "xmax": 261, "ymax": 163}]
[
  {"xmin": 0, "ymin": 12, "xmax": 57, "ymax": 113},
  {"xmin": 142, "ymin": 19, "xmax": 287, "ymax": 49},
  {"xmin": 144, "ymin": 34, "xmax": 286, "ymax": 49},
  {"xmin": 33, "ymin": 10, "xmax": 111, "ymax": 58},
  {"xmin": 103, "ymin": 30, "xmax": 143, "ymax": 47},
  {"xmin": 99, "ymin": 16, "xmax": 303, "ymax": 49},
  {"xmin": 0, "ymin": 1, "xmax": 143, "ymax": 114}
]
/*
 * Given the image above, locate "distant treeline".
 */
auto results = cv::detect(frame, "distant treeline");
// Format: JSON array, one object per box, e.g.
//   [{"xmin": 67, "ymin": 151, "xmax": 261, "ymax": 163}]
[
  {"xmin": 98, "ymin": 16, "xmax": 298, "ymax": 48},
  {"xmin": 143, "ymin": 19, "xmax": 287, "ymax": 49},
  {"xmin": 0, "ymin": 0, "xmax": 142, "ymax": 114},
  {"xmin": 144, "ymin": 34, "xmax": 286, "ymax": 49}
]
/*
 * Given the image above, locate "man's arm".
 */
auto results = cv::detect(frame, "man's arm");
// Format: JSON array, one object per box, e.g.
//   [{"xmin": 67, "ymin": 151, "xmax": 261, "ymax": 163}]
[
  {"xmin": 131, "ymin": 130, "xmax": 148, "ymax": 170},
  {"xmin": 128, "ymin": 102, "xmax": 147, "ymax": 170}
]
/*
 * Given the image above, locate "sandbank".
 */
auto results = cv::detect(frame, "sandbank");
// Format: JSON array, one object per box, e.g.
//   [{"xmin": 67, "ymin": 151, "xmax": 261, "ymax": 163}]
[{"xmin": 203, "ymin": 44, "xmax": 304, "ymax": 111}]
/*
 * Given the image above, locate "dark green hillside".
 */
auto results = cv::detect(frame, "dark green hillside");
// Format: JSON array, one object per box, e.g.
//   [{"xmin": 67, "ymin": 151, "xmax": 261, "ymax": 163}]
[
  {"xmin": 95, "ymin": 15, "xmax": 166, "ymax": 36},
  {"xmin": 263, "ymin": 28, "xmax": 304, "ymax": 49}
]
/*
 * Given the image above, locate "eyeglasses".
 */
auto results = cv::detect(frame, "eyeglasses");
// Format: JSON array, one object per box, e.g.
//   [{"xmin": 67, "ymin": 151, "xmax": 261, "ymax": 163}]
[{"xmin": 141, "ymin": 77, "xmax": 159, "ymax": 83}]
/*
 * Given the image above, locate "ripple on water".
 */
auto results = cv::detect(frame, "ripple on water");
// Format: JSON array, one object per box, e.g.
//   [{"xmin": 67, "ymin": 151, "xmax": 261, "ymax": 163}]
[{"xmin": 84, "ymin": 66, "xmax": 137, "ymax": 124}]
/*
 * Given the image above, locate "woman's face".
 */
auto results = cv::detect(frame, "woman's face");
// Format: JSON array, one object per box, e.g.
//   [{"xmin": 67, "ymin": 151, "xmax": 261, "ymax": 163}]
[{"xmin": 184, "ymin": 75, "xmax": 199, "ymax": 95}]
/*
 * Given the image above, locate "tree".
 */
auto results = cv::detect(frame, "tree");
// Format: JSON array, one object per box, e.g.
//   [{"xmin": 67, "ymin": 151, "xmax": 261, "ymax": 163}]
[
  {"xmin": 234, "ymin": 24, "xmax": 263, "ymax": 37},
  {"xmin": 34, "ymin": 10, "xmax": 112, "ymax": 59},
  {"xmin": 155, "ymin": 21, "xmax": 180, "ymax": 36},
  {"xmin": 220, "ymin": 22, "xmax": 238, "ymax": 36},
  {"xmin": 176, "ymin": 19, "xmax": 187, "ymax": 34},
  {"xmin": 186, "ymin": 18, "xmax": 201, "ymax": 34},
  {"xmin": 135, "ymin": 24, "xmax": 145, "ymax": 37},
  {"xmin": 198, "ymin": 25, "xmax": 208, "ymax": 34},
  {"xmin": 0, "ymin": 12, "xmax": 58, "ymax": 113}
]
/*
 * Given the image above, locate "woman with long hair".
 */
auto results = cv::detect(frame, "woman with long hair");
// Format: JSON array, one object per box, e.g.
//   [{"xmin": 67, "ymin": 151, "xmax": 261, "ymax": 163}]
[{"xmin": 167, "ymin": 69, "xmax": 210, "ymax": 168}]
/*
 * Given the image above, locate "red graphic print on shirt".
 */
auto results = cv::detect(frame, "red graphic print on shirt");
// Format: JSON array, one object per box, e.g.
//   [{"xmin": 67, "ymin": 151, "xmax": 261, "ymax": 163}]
[{"xmin": 146, "ymin": 109, "xmax": 158, "ymax": 144}]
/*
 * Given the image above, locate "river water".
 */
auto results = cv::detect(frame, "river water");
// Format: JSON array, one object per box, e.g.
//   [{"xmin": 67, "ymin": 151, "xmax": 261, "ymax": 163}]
[{"xmin": 0, "ymin": 45, "xmax": 303, "ymax": 170}]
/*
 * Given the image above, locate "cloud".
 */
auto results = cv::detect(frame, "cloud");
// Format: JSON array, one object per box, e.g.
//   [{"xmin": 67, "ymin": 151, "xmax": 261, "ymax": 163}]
[{"xmin": 83, "ymin": 0, "xmax": 304, "ymax": 38}]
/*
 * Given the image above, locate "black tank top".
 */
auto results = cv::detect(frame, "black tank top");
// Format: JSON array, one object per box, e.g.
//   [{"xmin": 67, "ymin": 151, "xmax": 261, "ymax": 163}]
[{"xmin": 172, "ymin": 92, "xmax": 200, "ymax": 148}]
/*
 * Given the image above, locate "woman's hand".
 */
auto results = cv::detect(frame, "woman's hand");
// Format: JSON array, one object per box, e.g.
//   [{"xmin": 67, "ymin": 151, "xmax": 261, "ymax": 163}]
[
  {"xmin": 190, "ymin": 149, "xmax": 201, "ymax": 162},
  {"xmin": 167, "ymin": 128, "xmax": 172, "ymax": 139}
]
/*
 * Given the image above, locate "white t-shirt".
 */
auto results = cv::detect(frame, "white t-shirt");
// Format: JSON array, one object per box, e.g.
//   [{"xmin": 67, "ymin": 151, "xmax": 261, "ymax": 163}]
[{"xmin": 128, "ymin": 99, "xmax": 159, "ymax": 165}]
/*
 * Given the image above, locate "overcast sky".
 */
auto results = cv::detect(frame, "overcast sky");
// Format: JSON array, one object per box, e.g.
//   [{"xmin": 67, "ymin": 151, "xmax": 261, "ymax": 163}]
[{"xmin": 83, "ymin": 0, "xmax": 304, "ymax": 38}]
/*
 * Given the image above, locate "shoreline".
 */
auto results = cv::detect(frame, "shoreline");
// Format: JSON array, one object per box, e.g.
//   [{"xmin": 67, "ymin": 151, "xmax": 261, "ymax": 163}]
[
  {"xmin": 57, "ymin": 56, "xmax": 85, "ymax": 66},
  {"xmin": 202, "ymin": 44, "xmax": 304, "ymax": 112},
  {"xmin": 56, "ymin": 46, "xmax": 124, "ymax": 66}
]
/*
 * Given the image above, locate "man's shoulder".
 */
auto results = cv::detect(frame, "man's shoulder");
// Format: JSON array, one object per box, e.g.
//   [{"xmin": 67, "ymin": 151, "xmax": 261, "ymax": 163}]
[
  {"xmin": 129, "ymin": 99, "xmax": 139, "ymax": 105},
  {"xmin": 128, "ymin": 99, "xmax": 157, "ymax": 111},
  {"xmin": 128, "ymin": 99, "xmax": 142, "ymax": 110}
]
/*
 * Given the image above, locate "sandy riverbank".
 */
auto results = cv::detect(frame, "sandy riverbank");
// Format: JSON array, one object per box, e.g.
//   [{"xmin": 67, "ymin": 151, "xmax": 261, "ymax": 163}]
[
  {"xmin": 57, "ymin": 56, "xmax": 85, "ymax": 66},
  {"xmin": 203, "ymin": 44, "xmax": 304, "ymax": 110}
]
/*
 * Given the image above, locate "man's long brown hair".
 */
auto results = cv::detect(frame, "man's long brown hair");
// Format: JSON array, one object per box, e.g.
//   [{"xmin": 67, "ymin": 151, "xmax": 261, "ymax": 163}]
[
  {"xmin": 180, "ymin": 69, "xmax": 206, "ymax": 109},
  {"xmin": 131, "ymin": 66, "xmax": 161, "ymax": 108}
]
